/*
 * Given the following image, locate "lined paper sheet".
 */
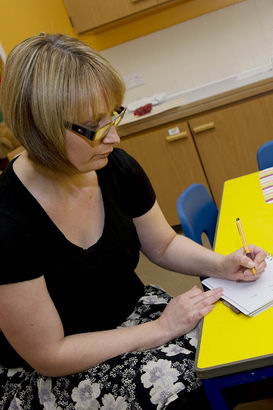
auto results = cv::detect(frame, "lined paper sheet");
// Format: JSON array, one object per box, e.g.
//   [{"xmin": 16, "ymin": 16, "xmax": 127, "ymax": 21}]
[{"xmin": 202, "ymin": 256, "xmax": 273, "ymax": 316}]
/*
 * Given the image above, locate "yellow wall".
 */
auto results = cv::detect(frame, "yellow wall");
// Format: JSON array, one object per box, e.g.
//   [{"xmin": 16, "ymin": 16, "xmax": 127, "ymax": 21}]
[
  {"xmin": 0, "ymin": 0, "xmax": 245, "ymax": 54},
  {"xmin": 0, "ymin": 0, "xmax": 75, "ymax": 53}
]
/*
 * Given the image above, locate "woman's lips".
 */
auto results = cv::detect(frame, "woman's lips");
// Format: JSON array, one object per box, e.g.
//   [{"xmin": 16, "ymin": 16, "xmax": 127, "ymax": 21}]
[{"xmin": 96, "ymin": 151, "xmax": 112, "ymax": 158}]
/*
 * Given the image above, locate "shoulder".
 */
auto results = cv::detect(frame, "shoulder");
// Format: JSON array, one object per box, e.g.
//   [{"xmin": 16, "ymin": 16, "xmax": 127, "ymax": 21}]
[
  {"xmin": 106, "ymin": 148, "xmax": 151, "ymax": 184},
  {"xmin": 0, "ymin": 162, "xmax": 13, "ymax": 197},
  {"xmin": 0, "ymin": 211, "xmax": 42, "ymax": 284},
  {"xmin": 0, "ymin": 160, "xmax": 19, "ymax": 198},
  {"xmin": 0, "ymin": 164, "xmax": 42, "ymax": 285},
  {"xmin": 101, "ymin": 148, "xmax": 156, "ymax": 218},
  {"xmin": 0, "ymin": 200, "xmax": 31, "ymax": 264},
  {"xmin": 0, "ymin": 161, "xmax": 29, "ymax": 226},
  {"xmin": 0, "ymin": 210, "xmax": 42, "ymax": 285},
  {"xmin": 107, "ymin": 147, "xmax": 142, "ymax": 175}
]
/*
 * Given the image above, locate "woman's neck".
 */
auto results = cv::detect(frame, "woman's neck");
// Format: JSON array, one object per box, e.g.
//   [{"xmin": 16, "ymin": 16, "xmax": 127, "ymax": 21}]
[{"xmin": 13, "ymin": 152, "xmax": 97, "ymax": 197}]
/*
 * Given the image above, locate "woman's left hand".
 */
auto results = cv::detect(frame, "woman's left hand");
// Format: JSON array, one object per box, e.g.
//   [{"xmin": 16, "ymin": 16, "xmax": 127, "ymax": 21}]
[{"xmin": 220, "ymin": 245, "xmax": 267, "ymax": 281}]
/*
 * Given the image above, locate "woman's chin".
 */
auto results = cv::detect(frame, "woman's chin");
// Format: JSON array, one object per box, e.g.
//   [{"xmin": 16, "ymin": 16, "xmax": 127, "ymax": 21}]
[{"xmin": 76, "ymin": 156, "xmax": 109, "ymax": 173}]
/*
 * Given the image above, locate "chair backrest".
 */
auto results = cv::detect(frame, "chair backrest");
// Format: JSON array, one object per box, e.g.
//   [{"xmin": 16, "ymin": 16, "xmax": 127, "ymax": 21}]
[
  {"xmin": 176, "ymin": 183, "xmax": 218, "ymax": 248},
  {"xmin": 257, "ymin": 140, "xmax": 273, "ymax": 170}
]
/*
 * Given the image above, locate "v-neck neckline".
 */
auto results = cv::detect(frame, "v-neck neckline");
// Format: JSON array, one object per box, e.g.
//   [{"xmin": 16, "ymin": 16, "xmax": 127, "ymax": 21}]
[{"xmin": 9, "ymin": 159, "xmax": 108, "ymax": 251}]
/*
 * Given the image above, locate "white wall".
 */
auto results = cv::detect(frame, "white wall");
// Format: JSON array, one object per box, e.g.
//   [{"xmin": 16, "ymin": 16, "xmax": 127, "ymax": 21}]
[{"xmin": 101, "ymin": 0, "xmax": 273, "ymax": 105}]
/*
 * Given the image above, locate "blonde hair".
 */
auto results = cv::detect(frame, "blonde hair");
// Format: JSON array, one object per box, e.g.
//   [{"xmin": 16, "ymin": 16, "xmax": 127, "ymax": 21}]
[{"xmin": 0, "ymin": 33, "xmax": 125, "ymax": 174}]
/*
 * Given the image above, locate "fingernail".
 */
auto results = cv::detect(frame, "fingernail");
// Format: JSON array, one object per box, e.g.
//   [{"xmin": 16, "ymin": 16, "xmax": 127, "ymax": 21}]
[{"xmin": 248, "ymin": 261, "xmax": 255, "ymax": 268}]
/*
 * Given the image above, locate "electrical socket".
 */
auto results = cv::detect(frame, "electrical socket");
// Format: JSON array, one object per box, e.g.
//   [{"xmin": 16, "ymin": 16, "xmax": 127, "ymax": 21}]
[{"xmin": 124, "ymin": 72, "xmax": 144, "ymax": 90}]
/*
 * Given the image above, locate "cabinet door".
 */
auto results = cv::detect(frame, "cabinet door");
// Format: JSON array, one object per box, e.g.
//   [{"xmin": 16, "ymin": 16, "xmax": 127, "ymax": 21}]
[
  {"xmin": 188, "ymin": 92, "xmax": 273, "ymax": 206},
  {"xmin": 119, "ymin": 120, "xmax": 209, "ymax": 225},
  {"xmin": 64, "ymin": 0, "xmax": 157, "ymax": 33}
]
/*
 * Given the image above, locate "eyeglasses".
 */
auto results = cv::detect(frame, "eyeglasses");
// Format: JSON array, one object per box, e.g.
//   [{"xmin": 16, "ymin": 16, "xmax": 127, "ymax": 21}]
[{"xmin": 67, "ymin": 106, "xmax": 126, "ymax": 143}]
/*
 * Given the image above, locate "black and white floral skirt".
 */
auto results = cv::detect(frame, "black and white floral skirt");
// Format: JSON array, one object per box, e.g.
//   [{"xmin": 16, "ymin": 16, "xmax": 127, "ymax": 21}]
[{"xmin": 0, "ymin": 285, "xmax": 201, "ymax": 410}]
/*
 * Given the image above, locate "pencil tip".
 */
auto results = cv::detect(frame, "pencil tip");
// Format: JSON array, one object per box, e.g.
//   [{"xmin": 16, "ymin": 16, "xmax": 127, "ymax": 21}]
[{"xmin": 236, "ymin": 217, "xmax": 240, "ymax": 221}]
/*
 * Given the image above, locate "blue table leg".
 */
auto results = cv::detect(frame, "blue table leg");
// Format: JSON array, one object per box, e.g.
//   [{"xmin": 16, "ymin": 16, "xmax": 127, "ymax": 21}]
[
  {"xmin": 201, "ymin": 366, "xmax": 273, "ymax": 410},
  {"xmin": 202, "ymin": 378, "xmax": 230, "ymax": 410}
]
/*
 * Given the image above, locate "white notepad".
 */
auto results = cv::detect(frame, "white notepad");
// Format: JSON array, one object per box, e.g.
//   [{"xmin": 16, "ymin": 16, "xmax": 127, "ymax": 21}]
[{"xmin": 202, "ymin": 255, "xmax": 273, "ymax": 316}]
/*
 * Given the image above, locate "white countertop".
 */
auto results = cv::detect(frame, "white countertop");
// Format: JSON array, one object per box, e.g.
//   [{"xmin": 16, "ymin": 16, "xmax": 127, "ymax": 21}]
[
  {"xmin": 178, "ymin": 64, "xmax": 273, "ymax": 104},
  {"xmin": 123, "ymin": 64, "xmax": 273, "ymax": 125}
]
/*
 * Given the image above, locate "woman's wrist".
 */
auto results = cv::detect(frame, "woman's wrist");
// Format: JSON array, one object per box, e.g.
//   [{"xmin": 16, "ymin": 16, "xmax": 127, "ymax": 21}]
[
  {"xmin": 205, "ymin": 251, "xmax": 225, "ymax": 278},
  {"xmin": 214, "ymin": 253, "xmax": 226, "ymax": 277},
  {"xmin": 136, "ymin": 319, "xmax": 171, "ymax": 351}
]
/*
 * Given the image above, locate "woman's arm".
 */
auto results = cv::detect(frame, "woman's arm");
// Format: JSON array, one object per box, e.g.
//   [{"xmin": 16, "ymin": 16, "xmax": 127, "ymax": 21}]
[
  {"xmin": 133, "ymin": 201, "xmax": 266, "ymax": 280},
  {"xmin": 0, "ymin": 275, "xmax": 222, "ymax": 377}
]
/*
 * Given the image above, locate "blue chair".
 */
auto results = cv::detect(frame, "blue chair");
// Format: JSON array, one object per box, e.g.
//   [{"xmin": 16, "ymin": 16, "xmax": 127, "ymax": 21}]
[
  {"xmin": 176, "ymin": 183, "xmax": 218, "ymax": 248},
  {"xmin": 257, "ymin": 140, "xmax": 273, "ymax": 170}
]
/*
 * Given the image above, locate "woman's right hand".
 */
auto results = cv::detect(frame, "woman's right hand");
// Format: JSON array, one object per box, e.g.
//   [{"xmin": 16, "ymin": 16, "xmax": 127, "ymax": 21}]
[{"xmin": 156, "ymin": 285, "xmax": 223, "ymax": 341}]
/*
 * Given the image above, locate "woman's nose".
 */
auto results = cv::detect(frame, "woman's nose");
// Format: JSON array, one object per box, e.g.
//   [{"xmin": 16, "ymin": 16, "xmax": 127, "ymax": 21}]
[{"xmin": 102, "ymin": 125, "xmax": 120, "ymax": 144}]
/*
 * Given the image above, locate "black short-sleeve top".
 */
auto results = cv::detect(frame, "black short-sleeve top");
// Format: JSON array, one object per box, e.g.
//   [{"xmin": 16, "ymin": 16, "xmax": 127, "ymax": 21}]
[{"xmin": 0, "ymin": 148, "xmax": 156, "ymax": 367}]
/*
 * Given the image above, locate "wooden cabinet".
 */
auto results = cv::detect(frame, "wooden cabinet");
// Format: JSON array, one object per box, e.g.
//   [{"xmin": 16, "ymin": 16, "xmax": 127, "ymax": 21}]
[
  {"xmin": 64, "ymin": 0, "xmax": 246, "ymax": 33},
  {"xmin": 64, "ymin": 0, "xmax": 159, "ymax": 33},
  {"xmin": 119, "ymin": 119, "xmax": 209, "ymax": 225},
  {"xmin": 188, "ymin": 92, "xmax": 273, "ymax": 206},
  {"xmin": 119, "ymin": 91, "xmax": 273, "ymax": 225}
]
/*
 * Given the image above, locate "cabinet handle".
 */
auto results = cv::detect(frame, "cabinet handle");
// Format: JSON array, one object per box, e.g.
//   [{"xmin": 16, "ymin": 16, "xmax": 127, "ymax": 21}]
[
  {"xmin": 192, "ymin": 122, "xmax": 215, "ymax": 133},
  {"xmin": 166, "ymin": 131, "xmax": 188, "ymax": 142}
]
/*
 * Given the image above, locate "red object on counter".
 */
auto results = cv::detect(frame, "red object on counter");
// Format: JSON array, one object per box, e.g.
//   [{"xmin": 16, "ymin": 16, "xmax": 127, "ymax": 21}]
[{"xmin": 133, "ymin": 103, "xmax": 153, "ymax": 116}]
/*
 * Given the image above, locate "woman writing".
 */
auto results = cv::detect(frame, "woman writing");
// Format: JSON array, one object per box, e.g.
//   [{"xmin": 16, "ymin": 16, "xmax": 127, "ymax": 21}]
[{"xmin": 0, "ymin": 33, "xmax": 266, "ymax": 409}]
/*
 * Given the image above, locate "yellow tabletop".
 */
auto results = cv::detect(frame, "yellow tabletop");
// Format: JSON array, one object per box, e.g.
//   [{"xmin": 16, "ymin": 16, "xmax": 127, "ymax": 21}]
[{"xmin": 195, "ymin": 171, "xmax": 273, "ymax": 378}]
